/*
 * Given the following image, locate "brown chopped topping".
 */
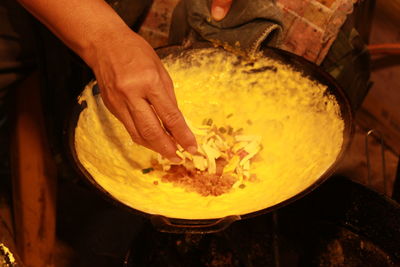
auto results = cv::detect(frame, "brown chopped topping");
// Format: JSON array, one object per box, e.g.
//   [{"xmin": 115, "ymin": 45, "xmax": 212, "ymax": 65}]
[
  {"xmin": 203, "ymin": 118, "xmax": 213, "ymax": 126},
  {"xmin": 234, "ymin": 128, "xmax": 243, "ymax": 134},
  {"xmin": 237, "ymin": 149, "xmax": 249, "ymax": 159},
  {"xmin": 215, "ymin": 158, "xmax": 228, "ymax": 176},
  {"xmin": 227, "ymin": 126, "xmax": 233, "ymax": 135},
  {"xmin": 151, "ymin": 122, "xmax": 262, "ymax": 196},
  {"xmin": 242, "ymin": 65, "xmax": 277, "ymax": 74},
  {"xmin": 160, "ymin": 164, "xmax": 237, "ymax": 196}
]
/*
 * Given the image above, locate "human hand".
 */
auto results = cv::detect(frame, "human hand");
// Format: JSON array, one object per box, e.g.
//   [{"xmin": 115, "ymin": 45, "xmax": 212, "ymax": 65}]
[
  {"xmin": 211, "ymin": 0, "xmax": 233, "ymax": 21},
  {"xmin": 17, "ymin": 0, "xmax": 197, "ymax": 161},
  {"xmin": 87, "ymin": 29, "xmax": 197, "ymax": 162}
]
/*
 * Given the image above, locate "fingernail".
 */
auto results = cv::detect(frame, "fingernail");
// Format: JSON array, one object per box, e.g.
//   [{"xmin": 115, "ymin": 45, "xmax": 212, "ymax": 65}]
[
  {"xmin": 187, "ymin": 146, "xmax": 197, "ymax": 154},
  {"xmin": 212, "ymin": 6, "xmax": 226, "ymax": 21},
  {"xmin": 169, "ymin": 157, "xmax": 182, "ymax": 164}
]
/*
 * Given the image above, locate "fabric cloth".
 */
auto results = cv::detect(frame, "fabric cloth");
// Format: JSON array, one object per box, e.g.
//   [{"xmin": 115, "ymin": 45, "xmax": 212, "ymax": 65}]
[{"xmin": 169, "ymin": 0, "xmax": 283, "ymax": 54}]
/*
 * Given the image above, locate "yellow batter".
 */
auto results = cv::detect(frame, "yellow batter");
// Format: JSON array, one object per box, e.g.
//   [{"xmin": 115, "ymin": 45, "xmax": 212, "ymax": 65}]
[
  {"xmin": 75, "ymin": 48, "xmax": 344, "ymax": 219},
  {"xmin": 0, "ymin": 243, "xmax": 15, "ymax": 266}
]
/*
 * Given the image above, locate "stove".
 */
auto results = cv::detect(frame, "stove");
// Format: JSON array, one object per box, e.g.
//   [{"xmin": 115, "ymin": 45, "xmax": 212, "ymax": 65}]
[{"xmin": 124, "ymin": 177, "xmax": 400, "ymax": 267}]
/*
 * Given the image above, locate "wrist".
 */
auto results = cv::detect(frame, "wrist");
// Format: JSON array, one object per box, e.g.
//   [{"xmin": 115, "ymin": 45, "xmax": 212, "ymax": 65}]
[{"xmin": 78, "ymin": 22, "xmax": 134, "ymax": 68}]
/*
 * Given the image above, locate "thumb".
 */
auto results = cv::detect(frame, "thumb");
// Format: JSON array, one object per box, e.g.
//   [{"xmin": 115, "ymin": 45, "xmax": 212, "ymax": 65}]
[{"xmin": 211, "ymin": 0, "xmax": 233, "ymax": 21}]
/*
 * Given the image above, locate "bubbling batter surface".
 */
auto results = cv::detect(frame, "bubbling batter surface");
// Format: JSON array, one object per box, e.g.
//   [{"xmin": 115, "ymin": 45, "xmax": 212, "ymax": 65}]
[{"xmin": 75, "ymin": 48, "xmax": 344, "ymax": 219}]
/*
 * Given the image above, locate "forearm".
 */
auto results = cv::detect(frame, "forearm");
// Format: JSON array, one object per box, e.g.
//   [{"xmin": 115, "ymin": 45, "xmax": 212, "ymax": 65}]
[
  {"xmin": 17, "ymin": 0, "xmax": 198, "ymax": 159},
  {"xmin": 17, "ymin": 0, "xmax": 132, "ymax": 66}
]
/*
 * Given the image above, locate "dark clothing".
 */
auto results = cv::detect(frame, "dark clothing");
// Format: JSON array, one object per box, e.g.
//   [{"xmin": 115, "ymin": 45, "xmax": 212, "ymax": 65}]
[
  {"xmin": 0, "ymin": 0, "xmax": 37, "ymax": 125},
  {"xmin": 170, "ymin": 0, "xmax": 283, "ymax": 54}
]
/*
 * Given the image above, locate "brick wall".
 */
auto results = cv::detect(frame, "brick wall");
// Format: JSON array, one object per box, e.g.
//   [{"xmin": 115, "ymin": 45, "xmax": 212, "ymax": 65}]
[
  {"xmin": 277, "ymin": 0, "xmax": 357, "ymax": 63},
  {"xmin": 138, "ymin": 0, "xmax": 180, "ymax": 48}
]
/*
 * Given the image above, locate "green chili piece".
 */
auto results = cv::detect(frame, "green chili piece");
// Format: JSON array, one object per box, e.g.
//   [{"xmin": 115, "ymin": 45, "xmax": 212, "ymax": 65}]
[{"xmin": 142, "ymin": 167, "xmax": 154, "ymax": 174}]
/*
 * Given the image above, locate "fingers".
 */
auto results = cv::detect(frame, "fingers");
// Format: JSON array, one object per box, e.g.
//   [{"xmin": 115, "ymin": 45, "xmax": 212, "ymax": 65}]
[
  {"xmin": 159, "ymin": 65, "xmax": 177, "ymax": 106},
  {"xmin": 211, "ymin": 0, "xmax": 233, "ymax": 21},
  {"xmin": 94, "ymin": 33, "xmax": 198, "ymax": 161},
  {"xmin": 102, "ymin": 80, "xmax": 182, "ymax": 162},
  {"xmin": 146, "ymin": 72, "xmax": 198, "ymax": 154},
  {"xmin": 100, "ymin": 67, "xmax": 197, "ymax": 162},
  {"xmin": 101, "ymin": 88, "xmax": 150, "ymax": 149},
  {"xmin": 127, "ymin": 97, "xmax": 182, "ymax": 162}
]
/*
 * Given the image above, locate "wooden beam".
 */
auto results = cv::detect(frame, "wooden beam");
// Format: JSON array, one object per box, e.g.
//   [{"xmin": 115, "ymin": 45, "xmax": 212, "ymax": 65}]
[
  {"xmin": 11, "ymin": 71, "xmax": 57, "ymax": 267},
  {"xmin": 375, "ymin": 0, "xmax": 400, "ymax": 25}
]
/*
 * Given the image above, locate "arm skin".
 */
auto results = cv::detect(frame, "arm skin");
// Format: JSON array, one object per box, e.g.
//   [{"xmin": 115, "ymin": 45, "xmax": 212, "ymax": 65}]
[
  {"xmin": 17, "ymin": 0, "xmax": 232, "ymax": 161},
  {"xmin": 17, "ymin": 0, "xmax": 197, "ymax": 162}
]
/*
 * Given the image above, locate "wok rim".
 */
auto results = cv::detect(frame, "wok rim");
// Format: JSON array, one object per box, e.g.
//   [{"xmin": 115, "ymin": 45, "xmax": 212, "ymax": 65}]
[{"xmin": 65, "ymin": 44, "xmax": 355, "ymax": 228}]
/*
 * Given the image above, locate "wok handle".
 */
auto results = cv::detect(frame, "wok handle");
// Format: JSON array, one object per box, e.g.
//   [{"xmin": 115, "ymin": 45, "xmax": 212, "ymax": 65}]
[{"xmin": 150, "ymin": 215, "xmax": 241, "ymax": 234}]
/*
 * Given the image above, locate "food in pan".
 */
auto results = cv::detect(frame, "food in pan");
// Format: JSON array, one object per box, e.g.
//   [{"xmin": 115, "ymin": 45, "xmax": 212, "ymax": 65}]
[
  {"xmin": 150, "ymin": 120, "xmax": 262, "ymax": 196},
  {"xmin": 74, "ymin": 48, "xmax": 344, "ymax": 219}
]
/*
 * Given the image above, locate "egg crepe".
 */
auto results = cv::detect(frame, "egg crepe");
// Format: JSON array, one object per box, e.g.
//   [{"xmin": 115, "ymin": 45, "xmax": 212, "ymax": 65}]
[{"xmin": 75, "ymin": 48, "xmax": 344, "ymax": 219}]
